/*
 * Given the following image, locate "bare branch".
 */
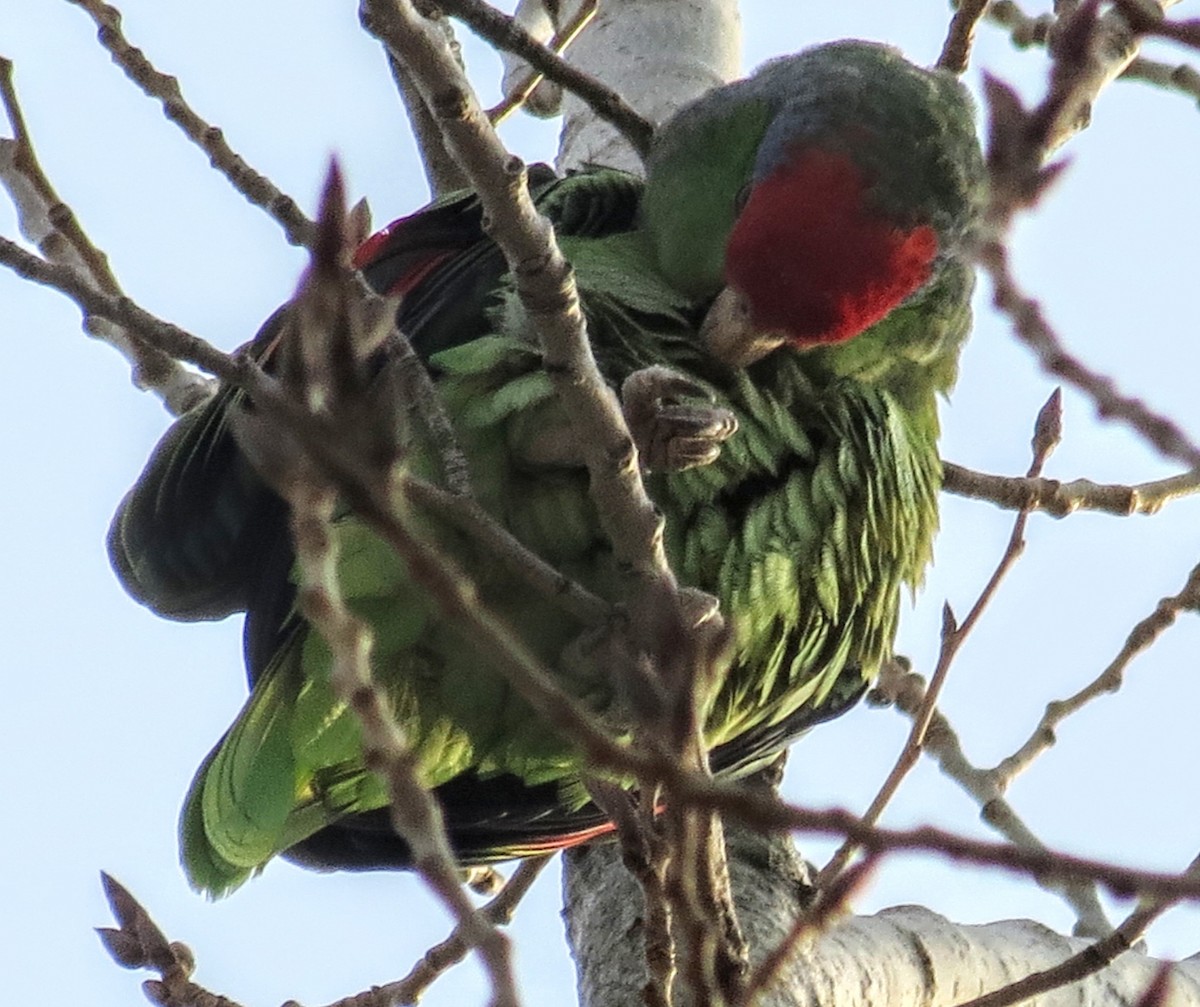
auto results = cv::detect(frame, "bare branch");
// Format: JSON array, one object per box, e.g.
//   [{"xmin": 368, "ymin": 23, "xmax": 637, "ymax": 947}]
[
  {"xmin": 432, "ymin": 0, "xmax": 654, "ymax": 156},
  {"xmin": 65, "ymin": 0, "xmax": 317, "ymax": 248},
  {"xmin": 954, "ymin": 857, "xmax": 1200, "ymax": 1007},
  {"xmin": 240, "ymin": 169, "xmax": 522, "ymax": 1007},
  {"xmin": 31, "ymin": 218, "xmax": 1200, "ymax": 911},
  {"xmin": 939, "ymin": 0, "xmax": 992, "ymax": 73},
  {"xmin": 487, "ymin": 0, "xmax": 597, "ymax": 125},
  {"xmin": 1121, "ymin": 53, "xmax": 1200, "ymax": 104},
  {"xmin": 384, "ymin": 34, "xmax": 472, "ymax": 197},
  {"xmin": 737, "ymin": 857, "xmax": 878, "ymax": 1007},
  {"xmin": 819, "ymin": 392, "xmax": 1062, "ymax": 887},
  {"xmin": 941, "ymin": 462, "xmax": 1200, "ymax": 517},
  {"xmin": 404, "ymin": 478, "xmax": 611, "ymax": 625},
  {"xmin": 978, "ymin": 237, "xmax": 1200, "ymax": 470},
  {"xmin": 871, "ymin": 660, "xmax": 1113, "ymax": 938},
  {"xmin": 983, "ymin": 0, "xmax": 1188, "ymax": 149},
  {"xmin": 0, "ymin": 57, "xmax": 211, "ymax": 413},
  {"xmin": 323, "ymin": 858, "xmax": 552, "ymax": 1007},
  {"xmin": 1111, "ymin": 1, "xmax": 1200, "ymax": 50},
  {"xmin": 991, "ymin": 558, "xmax": 1200, "ymax": 787}
]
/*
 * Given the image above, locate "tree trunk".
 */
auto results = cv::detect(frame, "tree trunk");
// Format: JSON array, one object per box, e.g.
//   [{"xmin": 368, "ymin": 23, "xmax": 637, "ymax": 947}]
[{"xmin": 563, "ymin": 827, "xmax": 1200, "ymax": 1007}]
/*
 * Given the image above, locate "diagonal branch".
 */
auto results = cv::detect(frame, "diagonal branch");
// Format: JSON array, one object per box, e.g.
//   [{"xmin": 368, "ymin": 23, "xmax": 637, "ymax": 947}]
[
  {"xmin": 66, "ymin": 0, "xmax": 317, "ymax": 248},
  {"xmin": 991, "ymin": 558, "xmax": 1200, "ymax": 787},
  {"xmin": 939, "ymin": 0, "xmax": 992, "ymax": 73},
  {"xmin": 953, "ymin": 855, "xmax": 1200, "ymax": 1007},
  {"xmin": 871, "ymin": 659, "xmax": 1113, "ymax": 939},
  {"xmin": 0, "ymin": 57, "xmax": 211, "ymax": 413},
  {"xmin": 818, "ymin": 391, "xmax": 1064, "ymax": 888},
  {"xmin": 432, "ymin": 0, "xmax": 654, "ymax": 156}
]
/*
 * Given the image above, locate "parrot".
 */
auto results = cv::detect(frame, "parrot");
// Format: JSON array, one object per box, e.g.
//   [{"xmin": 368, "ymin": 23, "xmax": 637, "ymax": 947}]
[{"xmin": 108, "ymin": 40, "xmax": 986, "ymax": 896}]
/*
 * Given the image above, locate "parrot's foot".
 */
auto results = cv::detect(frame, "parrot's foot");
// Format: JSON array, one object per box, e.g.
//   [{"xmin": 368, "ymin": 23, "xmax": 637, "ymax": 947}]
[
  {"xmin": 700, "ymin": 287, "xmax": 787, "ymax": 367},
  {"xmin": 621, "ymin": 366, "xmax": 737, "ymax": 472}
]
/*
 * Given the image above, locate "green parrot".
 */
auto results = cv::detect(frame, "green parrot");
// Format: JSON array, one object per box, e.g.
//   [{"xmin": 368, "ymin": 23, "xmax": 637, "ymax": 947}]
[{"xmin": 109, "ymin": 40, "xmax": 985, "ymax": 896}]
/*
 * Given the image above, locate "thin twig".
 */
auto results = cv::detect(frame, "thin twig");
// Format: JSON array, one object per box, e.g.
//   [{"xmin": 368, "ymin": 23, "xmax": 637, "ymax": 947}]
[
  {"xmin": 323, "ymin": 858, "xmax": 551, "ymax": 1007},
  {"xmin": 486, "ymin": 0, "xmax": 597, "ymax": 125},
  {"xmin": 819, "ymin": 392, "xmax": 1063, "ymax": 888},
  {"xmin": 26, "ymin": 229, "xmax": 1200, "ymax": 904},
  {"xmin": 0, "ymin": 231, "xmax": 658, "ymax": 783},
  {"xmin": 403, "ymin": 478, "xmax": 611, "ymax": 625},
  {"xmin": 737, "ymin": 858, "xmax": 878, "ymax": 1007},
  {"xmin": 953, "ymin": 856, "xmax": 1200, "ymax": 1007},
  {"xmin": 941, "ymin": 462, "xmax": 1200, "ymax": 516},
  {"xmin": 382, "ymin": 13, "xmax": 471, "ymax": 197},
  {"xmin": 872, "ymin": 660, "xmax": 1113, "ymax": 938},
  {"xmin": 939, "ymin": 0, "xmax": 993, "ymax": 73},
  {"xmin": 978, "ymin": 238, "xmax": 1200, "ymax": 470},
  {"xmin": 986, "ymin": 0, "xmax": 1059, "ymax": 49},
  {"xmin": 359, "ymin": 35, "xmax": 737, "ymax": 987},
  {"xmin": 1111, "ymin": 1, "xmax": 1200, "ymax": 50},
  {"xmin": 0, "ymin": 57, "xmax": 211, "ymax": 413},
  {"xmin": 1121, "ymin": 53, "xmax": 1200, "ymax": 104},
  {"xmin": 991, "ymin": 558, "xmax": 1200, "ymax": 786},
  {"xmin": 361, "ymin": 0, "xmax": 669, "ymax": 588},
  {"xmin": 432, "ymin": 0, "xmax": 655, "ymax": 156},
  {"xmin": 66, "ymin": 0, "xmax": 317, "ymax": 248},
  {"xmin": 253, "ymin": 170, "xmax": 521, "ymax": 1007},
  {"xmin": 977, "ymin": 4, "xmax": 1200, "ymax": 469}
]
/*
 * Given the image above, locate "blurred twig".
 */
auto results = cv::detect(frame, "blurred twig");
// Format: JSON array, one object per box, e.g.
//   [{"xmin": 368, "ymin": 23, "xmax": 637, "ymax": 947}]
[
  {"xmin": 97, "ymin": 873, "xmax": 243, "ymax": 1007},
  {"xmin": 1121, "ymin": 53, "xmax": 1200, "ymax": 104},
  {"xmin": 940, "ymin": 0, "xmax": 992, "ymax": 73},
  {"xmin": 979, "ymin": 3, "xmax": 1200, "ymax": 473},
  {"xmin": 485, "ymin": 0, "xmax": 597, "ymax": 125},
  {"xmin": 871, "ymin": 660, "xmax": 1113, "ymax": 938},
  {"xmin": 241, "ymin": 168, "xmax": 523, "ymax": 1007}
]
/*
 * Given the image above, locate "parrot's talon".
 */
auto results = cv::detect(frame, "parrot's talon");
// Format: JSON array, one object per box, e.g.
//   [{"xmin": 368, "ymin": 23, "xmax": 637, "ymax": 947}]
[{"xmin": 622, "ymin": 365, "xmax": 738, "ymax": 473}]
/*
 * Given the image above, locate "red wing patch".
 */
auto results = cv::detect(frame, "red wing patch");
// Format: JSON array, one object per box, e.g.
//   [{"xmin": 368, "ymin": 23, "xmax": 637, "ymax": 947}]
[{"xmin": 353, "ymin": 218, "xmax": 460, "ymax": 298}]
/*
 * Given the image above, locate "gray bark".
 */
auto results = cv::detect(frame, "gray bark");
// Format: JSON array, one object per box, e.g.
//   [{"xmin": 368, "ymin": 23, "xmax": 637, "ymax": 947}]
[{"xmin": 564, "ymin": 828, "xmax": 1200, "ymax": 1007}]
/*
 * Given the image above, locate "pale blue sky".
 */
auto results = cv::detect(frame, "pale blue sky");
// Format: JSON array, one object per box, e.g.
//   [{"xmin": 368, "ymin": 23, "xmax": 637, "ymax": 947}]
[{"xmin": 3, "ymin": 2, "xmax": 1200, "ymax": 1004}]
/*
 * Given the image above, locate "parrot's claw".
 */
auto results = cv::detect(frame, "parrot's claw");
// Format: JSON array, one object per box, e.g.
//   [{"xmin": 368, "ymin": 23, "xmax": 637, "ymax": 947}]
[{"xmin": 622, "ymin": 365, "xmax": 738, "ymax": 472}]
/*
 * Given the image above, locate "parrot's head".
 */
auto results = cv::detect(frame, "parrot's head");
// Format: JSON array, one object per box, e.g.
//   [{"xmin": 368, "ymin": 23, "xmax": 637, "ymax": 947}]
[{"xmin": 642, "ymin": 40, "xmax": 986, "ymax": 366}]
